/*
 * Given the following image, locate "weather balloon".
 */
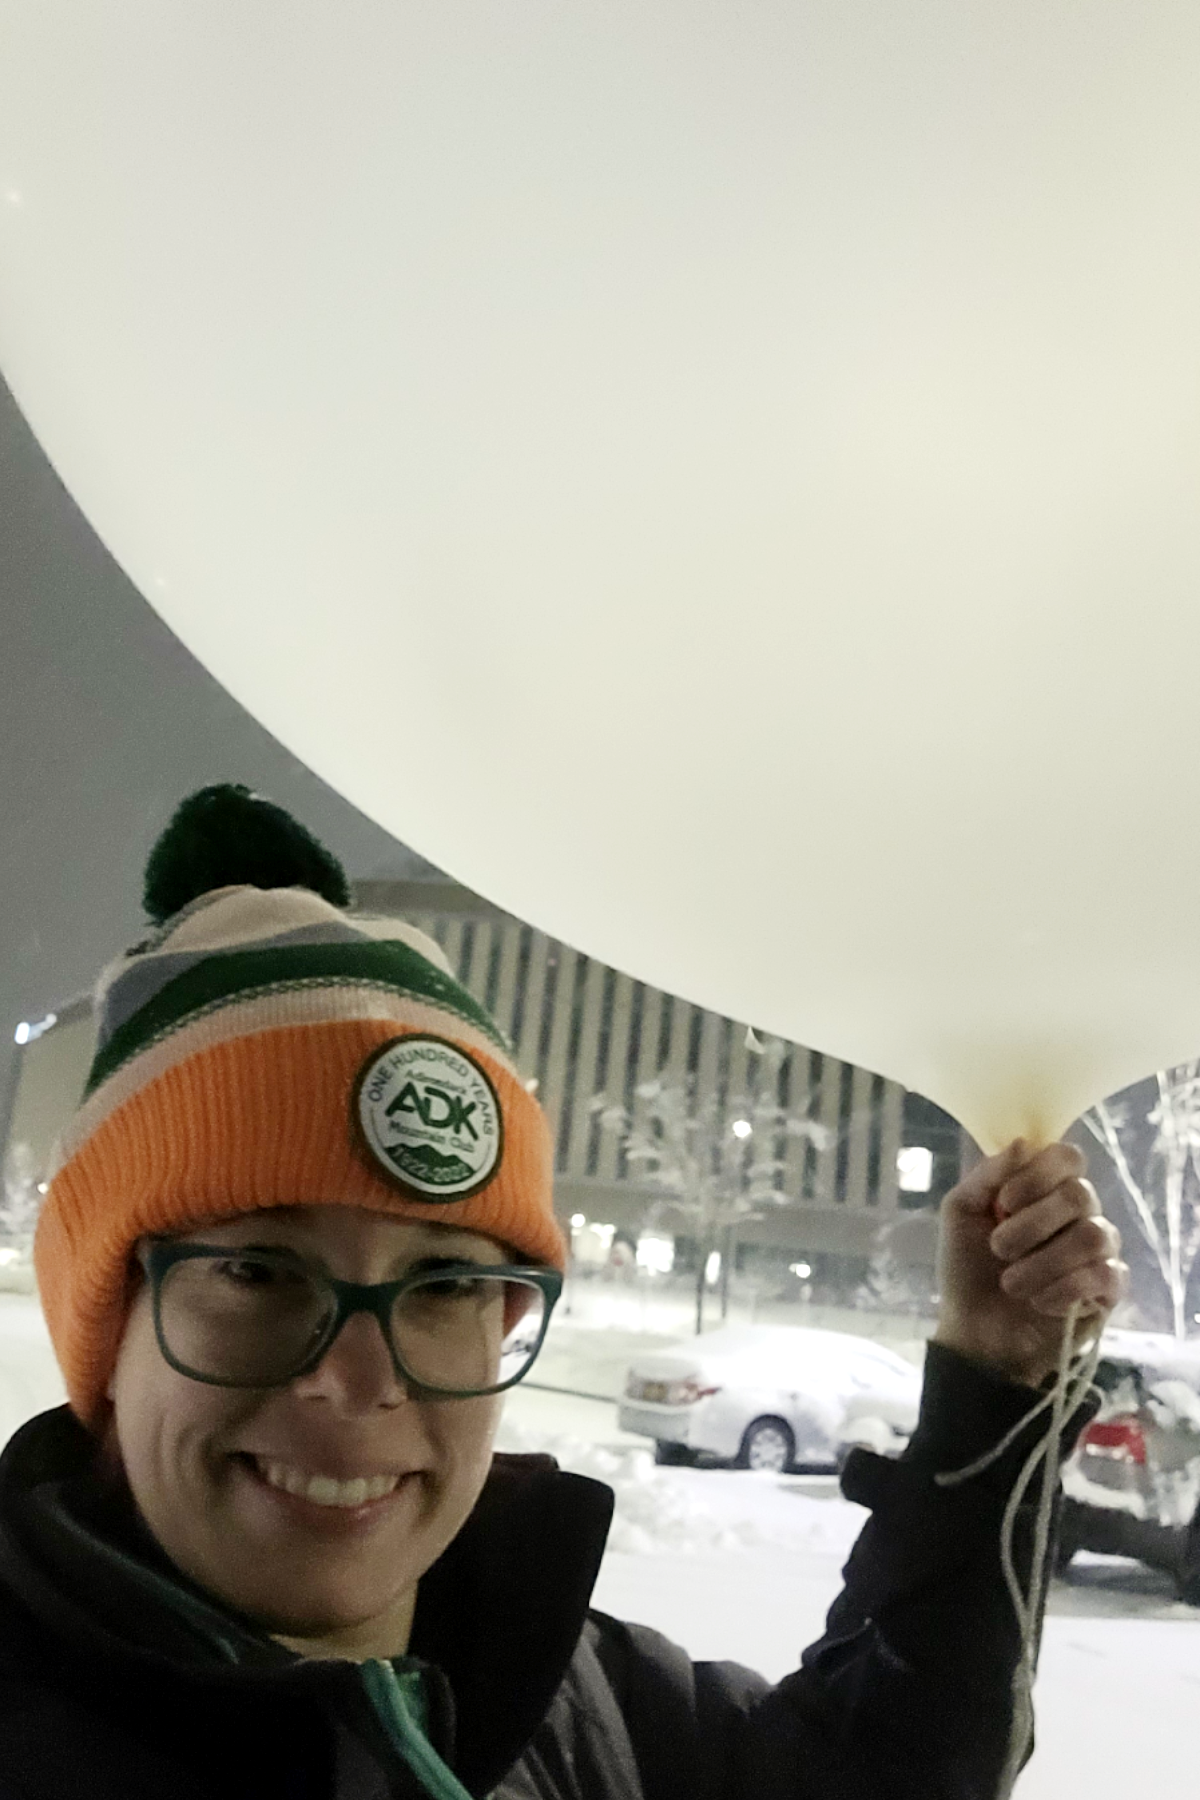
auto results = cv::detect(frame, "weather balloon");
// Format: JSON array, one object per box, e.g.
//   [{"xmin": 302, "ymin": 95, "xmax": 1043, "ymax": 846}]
[{"xmin": 2, "ymin": 4, "xmax": 1200, "ymax": 1148}]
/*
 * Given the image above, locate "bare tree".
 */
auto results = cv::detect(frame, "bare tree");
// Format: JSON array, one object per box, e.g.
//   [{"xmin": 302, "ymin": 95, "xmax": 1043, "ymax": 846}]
[
  {"xmin": 595, "ymin": 1037, "xmax": 830, "ymax": 1334},
  {"xmin": 1082, "ymin": 1062, "xmax": 1200, "ymax": 1341}
]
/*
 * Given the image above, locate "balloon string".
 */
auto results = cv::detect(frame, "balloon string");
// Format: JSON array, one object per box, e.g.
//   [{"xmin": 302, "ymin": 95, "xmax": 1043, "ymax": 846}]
[{"xmin": 934, "ymin": 1304, "xmax": 1101, "ymax": 1800}]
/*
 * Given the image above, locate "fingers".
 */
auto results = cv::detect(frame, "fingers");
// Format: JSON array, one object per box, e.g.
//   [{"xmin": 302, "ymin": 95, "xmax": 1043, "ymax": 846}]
[
  {"xmin": 945, "ymin": 1138, "xmax": 1086, "ymax": 1218},
  {"xmin": 1009, "ymin": 1251, "xmax": 1129, "ymax": 1320},
  {"xmin": 990, "ymin": 1174, "xmax": 1101, "ymax": 1262},
  {"xmin": 994, "ymin": 1142, "xmax": 1088, "ymax": 1219},
  {"xmin": 996, "ymin": 1210, "xmax": 1122, "ymax": 1302},
  {"xmin": 945, "ymin": 1135, "xmax": 1127, "ymax": 1322}
]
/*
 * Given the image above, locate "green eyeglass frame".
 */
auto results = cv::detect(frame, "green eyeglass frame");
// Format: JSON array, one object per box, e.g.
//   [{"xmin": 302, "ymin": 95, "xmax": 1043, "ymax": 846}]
[{"xmin": 137, "ymin": 1237, "xmax": 563, "ymax": 1398}]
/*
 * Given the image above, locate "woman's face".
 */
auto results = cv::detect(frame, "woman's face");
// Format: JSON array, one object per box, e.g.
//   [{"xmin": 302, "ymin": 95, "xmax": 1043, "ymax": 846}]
[{"xmin": 106, "ymin": 1206, "xmax": 509, "ymax": 1659}]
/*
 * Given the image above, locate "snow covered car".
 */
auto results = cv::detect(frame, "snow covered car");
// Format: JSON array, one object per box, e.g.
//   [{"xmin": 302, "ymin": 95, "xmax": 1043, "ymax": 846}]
[
  {"xmin": 834, "ymin": 1398, "xmax": 915, "ymax": 1463},
  {"xmin": 1059, "ymin": 1355, "xmax": 1200, "ymax": 1550},
  {"xmin": 619, "ymin": 1324, "xmax": 922, "ymax": 1473},
  {"xmin": 1097, "ymin": 1327, "xmax": 1200, "ymax": 1392}
]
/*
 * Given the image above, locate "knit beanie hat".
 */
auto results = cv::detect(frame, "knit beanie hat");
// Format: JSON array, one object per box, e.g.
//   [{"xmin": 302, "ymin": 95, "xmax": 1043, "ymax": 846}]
[{"xmin": 36, "ymin": 785, "xmax": 564, "ymax": 1429}]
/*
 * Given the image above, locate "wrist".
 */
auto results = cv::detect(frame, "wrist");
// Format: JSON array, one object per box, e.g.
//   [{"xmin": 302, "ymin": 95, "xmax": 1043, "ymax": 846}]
[
  {"xmin": 929, "ymin": 1327, "xmax": 1047, "ymax": 1391},
  {"xmin": 903, "ymin": 1340, "xmax": 1059, "ymax": 1477}
]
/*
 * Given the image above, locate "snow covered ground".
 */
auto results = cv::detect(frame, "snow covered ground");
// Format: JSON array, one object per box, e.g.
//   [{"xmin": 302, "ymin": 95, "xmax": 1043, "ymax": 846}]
[{"xmin": 0, "ymin": 1290, "xmax": 1196, "ymax": 1797}]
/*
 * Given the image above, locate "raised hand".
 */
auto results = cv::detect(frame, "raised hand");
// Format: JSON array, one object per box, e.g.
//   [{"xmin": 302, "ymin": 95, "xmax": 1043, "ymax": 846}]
[{"xmin": 932, "ymin": 1140, "xmax": 1126, "ymax": 1388}]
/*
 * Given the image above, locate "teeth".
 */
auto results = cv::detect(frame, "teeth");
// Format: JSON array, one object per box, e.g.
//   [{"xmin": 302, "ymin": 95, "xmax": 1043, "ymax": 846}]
[{"xmin": 257, "ymin": 1460, "xmax": 400, "ymax": 1507}]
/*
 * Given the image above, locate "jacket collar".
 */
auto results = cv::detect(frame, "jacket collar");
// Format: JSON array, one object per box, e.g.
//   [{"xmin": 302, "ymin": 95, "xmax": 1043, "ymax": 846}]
[{"xmin": 0, "ymin": 1406, "xmax": 614, "ymax": 1795}]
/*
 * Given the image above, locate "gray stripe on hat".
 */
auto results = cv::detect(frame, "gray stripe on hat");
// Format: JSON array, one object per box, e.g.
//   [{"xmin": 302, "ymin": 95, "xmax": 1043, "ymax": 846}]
[{"xmin": 96, "ymin": 919, "xmax": 411, "ymax": 1049}]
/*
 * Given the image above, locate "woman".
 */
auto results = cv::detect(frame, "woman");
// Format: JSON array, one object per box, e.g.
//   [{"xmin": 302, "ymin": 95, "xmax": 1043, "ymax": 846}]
[{"xmin": 0, "ymin": 786, "xmax": 1124, "ymax": 1799}]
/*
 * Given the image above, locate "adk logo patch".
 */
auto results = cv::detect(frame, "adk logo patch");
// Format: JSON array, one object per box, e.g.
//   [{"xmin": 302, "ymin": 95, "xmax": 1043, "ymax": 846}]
[{"xmin": 353, "ymin": 1035, "xmax": 503, "ymax": 1200}]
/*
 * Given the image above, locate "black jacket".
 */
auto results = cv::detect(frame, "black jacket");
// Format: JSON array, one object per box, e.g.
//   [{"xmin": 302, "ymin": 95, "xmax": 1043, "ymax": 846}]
[{"xmin": 0, "ymin": 1346, "xmax": 1091, "ymax": 1800}]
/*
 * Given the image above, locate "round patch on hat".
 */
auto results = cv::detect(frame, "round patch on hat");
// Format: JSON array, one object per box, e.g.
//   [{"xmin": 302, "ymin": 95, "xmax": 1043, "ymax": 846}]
[{"xmin": 353, "ymin": 1034, "xmax": 504, "ymax": 1201}]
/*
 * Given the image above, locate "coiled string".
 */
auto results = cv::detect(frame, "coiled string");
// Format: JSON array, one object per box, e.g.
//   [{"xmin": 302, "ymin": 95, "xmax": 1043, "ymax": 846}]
[{"xmin": 934, "ymin": 1304, "xmax": 1102, "ymax": 1800}]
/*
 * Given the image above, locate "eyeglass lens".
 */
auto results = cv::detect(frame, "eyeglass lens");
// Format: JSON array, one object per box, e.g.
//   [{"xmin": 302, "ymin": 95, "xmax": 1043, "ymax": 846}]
[{"xmin": 156, "ymin": 1254, "xmax": 548, "ymax": 1393}]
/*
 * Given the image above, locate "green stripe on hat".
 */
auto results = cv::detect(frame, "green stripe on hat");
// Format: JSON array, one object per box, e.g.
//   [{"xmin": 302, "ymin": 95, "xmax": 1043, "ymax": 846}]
[{"xmin": 87, "ymin": 939, "xmax": 509, "ymax": 1096}]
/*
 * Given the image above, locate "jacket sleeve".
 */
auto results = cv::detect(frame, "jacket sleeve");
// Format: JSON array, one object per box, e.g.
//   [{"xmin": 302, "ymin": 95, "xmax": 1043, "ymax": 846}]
[{"xmin": 591, "ymin": 1344, "xmax": 1096, "ymax": 1800}]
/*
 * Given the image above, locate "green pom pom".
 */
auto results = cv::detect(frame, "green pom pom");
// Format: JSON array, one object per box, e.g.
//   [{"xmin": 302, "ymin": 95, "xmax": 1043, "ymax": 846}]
[{"xmin": 143, "ymin": 784, "xmax": 352, "ymax": 925}]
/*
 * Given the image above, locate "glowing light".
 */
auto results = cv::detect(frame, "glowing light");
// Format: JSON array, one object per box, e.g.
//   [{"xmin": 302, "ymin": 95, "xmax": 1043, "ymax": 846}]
[
  {"xmin": 731, "ymin": 1119, "xmax": 753, "ymax": 1140},
  {"xmin": 897, "ymin": 1146, "xmax": 934, "ymax": 1193},
  {"xmin": 789, "ymin": 1261, "xmax": 812, "ymax": 1280},
  {"xmin": 14, "ymin": 1012, "xmax": 57, "ymax": 1047},
  {"xmin": 636, "ymin": 1234, "xmax": 675, "ymax": 1275}
]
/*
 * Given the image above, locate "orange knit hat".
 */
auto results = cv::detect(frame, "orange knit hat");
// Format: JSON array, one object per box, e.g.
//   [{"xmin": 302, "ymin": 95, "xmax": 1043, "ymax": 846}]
[{"xmin": 36, "ymin": 786, "xmax": 565, "ymax": 1429}]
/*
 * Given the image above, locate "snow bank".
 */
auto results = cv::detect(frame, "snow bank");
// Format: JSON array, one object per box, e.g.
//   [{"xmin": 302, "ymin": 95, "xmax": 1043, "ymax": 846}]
[
  {"xmin": 0, "ymin": 1296, "xmax": 65, "ymax": 1447},
  {"xmin": 495, "ymin": 1416, "xmax": 765, "ymax": 1553},
  {"xmin": 495, "ymin": 1410, "xmax": 867, "ymax": 1558}
]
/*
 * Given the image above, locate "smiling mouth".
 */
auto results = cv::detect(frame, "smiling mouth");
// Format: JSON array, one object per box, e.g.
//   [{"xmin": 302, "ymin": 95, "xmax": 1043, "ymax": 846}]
[{"xmin": 239, "ymin": 1455, "xmax": 404, "ymax": 1509}]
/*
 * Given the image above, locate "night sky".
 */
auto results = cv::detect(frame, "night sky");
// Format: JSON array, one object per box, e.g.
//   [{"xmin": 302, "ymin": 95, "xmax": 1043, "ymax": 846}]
[{"xmin": 0, "ymin": 372, "xmax": 434, "ymax": 1118}]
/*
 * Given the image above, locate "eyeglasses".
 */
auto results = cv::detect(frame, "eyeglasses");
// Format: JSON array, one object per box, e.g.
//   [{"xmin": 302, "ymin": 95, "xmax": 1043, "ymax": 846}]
[{"xmin": 137, "ymin": 1239, "xmax": 562, "ymax": 1398}]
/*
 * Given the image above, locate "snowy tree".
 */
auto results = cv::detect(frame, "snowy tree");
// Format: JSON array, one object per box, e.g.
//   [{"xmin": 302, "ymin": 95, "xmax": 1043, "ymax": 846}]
[
  {"xmin": 856, "ymin": 1223, "xmax": 934, "ymax": 1318},
  {"xmin": 595, "ymin": 1037, "xmax": 830, "ymax": 1334},
  {"xmin": 0, "ymin": 1140, "xmax": 43, "ymax": 1258},
  {"xmin": 1081, "ymin": 1063, "xmax": 1200, "ymax": 1340}
]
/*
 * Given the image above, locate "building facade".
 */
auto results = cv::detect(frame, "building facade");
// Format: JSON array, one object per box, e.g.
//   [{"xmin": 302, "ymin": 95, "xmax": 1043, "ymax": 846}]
[{"xmin": 358, "ymin": 881, "xmax": 958, "ymax": 1289}]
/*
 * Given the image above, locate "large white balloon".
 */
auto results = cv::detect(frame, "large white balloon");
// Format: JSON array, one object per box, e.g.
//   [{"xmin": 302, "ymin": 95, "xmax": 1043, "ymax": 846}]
[{"xmin": 2, "ymin": 4, "xmax": 1200, "ymax": 1149}]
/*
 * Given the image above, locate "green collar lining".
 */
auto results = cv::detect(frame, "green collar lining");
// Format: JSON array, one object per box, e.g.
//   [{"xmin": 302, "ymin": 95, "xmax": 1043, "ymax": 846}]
[{"xmin": 361, "ymin": 1659, "xmax": 475, "ymax": 1800}]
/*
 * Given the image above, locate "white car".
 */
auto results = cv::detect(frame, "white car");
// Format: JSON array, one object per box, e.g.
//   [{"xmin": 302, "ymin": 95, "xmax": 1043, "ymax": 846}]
[{"xmin": 619, "ymin": 1324, "xmax": 922, "ymax": 1473}]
